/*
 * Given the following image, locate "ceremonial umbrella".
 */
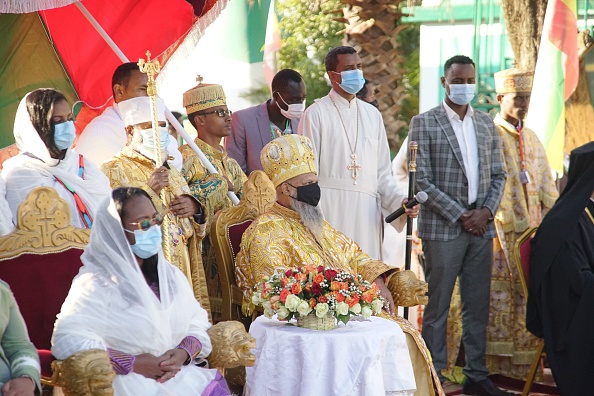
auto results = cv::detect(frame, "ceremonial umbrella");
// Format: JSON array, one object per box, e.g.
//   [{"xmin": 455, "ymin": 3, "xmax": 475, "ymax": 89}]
[{"xmin": 0, "ymin": 0, "xmax": 227, "ymax": 148}]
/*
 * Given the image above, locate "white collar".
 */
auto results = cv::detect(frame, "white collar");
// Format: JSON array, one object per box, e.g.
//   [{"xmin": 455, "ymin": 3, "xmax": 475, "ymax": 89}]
[
  {"xmin": 443, "ymin": 100, "xmax": 474, "ymax": 122},
  {"xmin": 329, "ymin": 89, "xmax": 357, "ymax": 109}
]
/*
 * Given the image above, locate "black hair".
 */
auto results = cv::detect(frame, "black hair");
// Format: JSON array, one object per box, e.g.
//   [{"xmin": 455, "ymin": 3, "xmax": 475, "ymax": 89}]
[
  {"xmin": 325, "ymin": 46, "xmax": 357, "ymax": 72},
  {"xmin": 444, "ymin": 55, "xmax": 475, "ymax": 74},
  {"xmin": 112, "ymin": 187, "xmax": 159, "ymax": 284},
  {"xmin": 111, "ymin": 62, "xmax": 141, "ymax": 97},
  {"xmin": 171, "ymin": 111, "xmax": 183, "ymax": 121},
  {"xmin": 271, "ymin": 69, "xmax": 303, "ymax": 92},
  {"xmin": 356, "ymin": 79, "xmax": 372, "ymax": 99},
  {"xmin": 187, "ymin": 110, "xmax": 201, "ymax": 131},
  {"xmin": 25, "ymin": 88, "xmax": 68, "ymax": 160}
]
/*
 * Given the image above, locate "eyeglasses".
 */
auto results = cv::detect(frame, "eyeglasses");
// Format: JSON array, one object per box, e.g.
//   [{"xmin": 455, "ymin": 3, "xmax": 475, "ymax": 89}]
[
  {"xmin": 199, "ymin": 109, "xmax": 232, "ymax": 118},
  {"xmin": 124, "ymin": 213, "xmax": 165, "ymax": 233}
]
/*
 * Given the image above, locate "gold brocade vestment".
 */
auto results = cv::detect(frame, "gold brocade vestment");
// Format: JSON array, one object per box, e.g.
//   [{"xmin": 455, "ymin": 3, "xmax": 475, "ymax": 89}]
[
  {"xmin": 236, "ymin": 202, "xmax": 444, "ymax": 395},
  {"xmin": 236, "ymin": 203, "xmax": 392, "ymax": 305},
  {"xmin": 180, "ymin": 138, "xmax": 247, "ymax": 228},
  {"xmin": 100, "ymin": 147, "xmax": 211, "ymax": 317},
  {"xmin": 181, "ymin": 139, "xmax": 246, "ymax": 321}
]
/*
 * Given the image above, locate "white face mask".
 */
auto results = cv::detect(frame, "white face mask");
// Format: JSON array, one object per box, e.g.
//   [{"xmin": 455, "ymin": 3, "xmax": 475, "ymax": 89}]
[
  {"xmin": 275, "ymin": 92, "xmax": 305, "ymax": 120},
  {"xmin": 447, "ymin": 83, "xmax": 476, "ymax": 105}
]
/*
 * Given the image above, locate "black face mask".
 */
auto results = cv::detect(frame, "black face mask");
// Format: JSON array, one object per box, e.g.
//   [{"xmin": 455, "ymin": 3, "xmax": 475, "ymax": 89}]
[{"xmin": 287, "ymin": 182, "xmax": 321, "ymax": 207}]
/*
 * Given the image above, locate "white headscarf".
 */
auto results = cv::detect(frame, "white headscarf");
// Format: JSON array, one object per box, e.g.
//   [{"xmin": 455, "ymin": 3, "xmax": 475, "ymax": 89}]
[
  {"xmin": 1, "ymin": 92, "xmax": 111, "ymax": 228},
  {"xmin": 52, "ymin": 194, "xmax": 215, "ymax": 394}
]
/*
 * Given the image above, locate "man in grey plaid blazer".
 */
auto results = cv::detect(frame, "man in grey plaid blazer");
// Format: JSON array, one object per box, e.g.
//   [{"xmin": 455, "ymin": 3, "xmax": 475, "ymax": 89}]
[{"xmin": 409, "ymin": 55, "xmax": 508, "ymax": 396}]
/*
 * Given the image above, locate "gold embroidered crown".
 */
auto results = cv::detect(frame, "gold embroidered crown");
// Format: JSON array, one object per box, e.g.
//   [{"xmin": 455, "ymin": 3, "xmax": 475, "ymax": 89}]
[
  {"xmin": 260, "ymin": 135, "xmax": 317, "ymax": 187},
  {"xmin": 494, "ymin": 68, "xmax": 533, "ymax": 94},
  {"xmin": 183, "ymin": 76, "xmax": 227, "ymax": 113}
]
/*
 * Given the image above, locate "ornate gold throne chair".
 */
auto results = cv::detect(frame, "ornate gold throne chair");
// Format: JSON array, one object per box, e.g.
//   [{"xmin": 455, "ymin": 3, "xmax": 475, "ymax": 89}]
[
  {"xmin": 0, "ymin": 187, "xmax": 90, "ymax": 391},
  {"xmin": 211, "ymin": 170, "xmax": 276, "ymax": 322},
  {"xmin": 0, "ymin": 187, "xmax": 256, "ymax": 396}
]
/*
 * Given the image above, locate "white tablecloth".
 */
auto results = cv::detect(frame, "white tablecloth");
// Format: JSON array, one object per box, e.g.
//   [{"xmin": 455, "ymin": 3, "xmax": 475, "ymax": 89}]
[{"xmin": 245, "ymin": 315, "xmax": 416, "ymax": 396}]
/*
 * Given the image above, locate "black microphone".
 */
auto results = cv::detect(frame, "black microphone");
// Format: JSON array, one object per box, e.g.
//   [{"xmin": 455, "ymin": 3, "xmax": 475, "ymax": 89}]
[{"xmin": 385, "ymin": 191, "xmax": 428, "ymax": 223}]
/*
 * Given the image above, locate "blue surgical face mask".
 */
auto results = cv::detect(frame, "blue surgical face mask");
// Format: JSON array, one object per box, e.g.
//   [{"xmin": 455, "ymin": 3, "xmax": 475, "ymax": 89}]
[
  {"xmin": 141, "ymin": 126, "xmax": 170, "ymax": 151},
  {"xmin": 337, "ymin": 69, "xmax": 366, "ymax": 95},
  {"xmin": 447, "ymin": 83, "xmax": 476, "ymax": 105},
  {"xmin": 130, "ymin": 224, "xmax": 162, "ymax": 259},
  {"xmin": 53, "ymin": 120, "xmax": 76, "ymax": 150}
]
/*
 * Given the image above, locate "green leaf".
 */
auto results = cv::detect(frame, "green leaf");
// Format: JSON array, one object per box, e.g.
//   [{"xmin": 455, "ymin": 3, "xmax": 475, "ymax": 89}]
[{"xmin": 337, "ymin": 314, "xmax": 350, "ymax": 325}]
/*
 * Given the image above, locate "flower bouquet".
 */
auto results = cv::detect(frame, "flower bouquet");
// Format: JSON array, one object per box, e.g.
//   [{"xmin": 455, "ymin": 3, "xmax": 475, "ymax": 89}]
[{"xmin": 251, "ymin": 265, "xmax": 385, "ymax": 330}]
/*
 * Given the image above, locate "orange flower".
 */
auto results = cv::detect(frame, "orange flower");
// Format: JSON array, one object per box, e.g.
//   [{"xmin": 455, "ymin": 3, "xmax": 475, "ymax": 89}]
[
  {"xmin": 340, "ymin": 282, "xmax": 349, "ymax": 290},
  {"xmin": 291, "ymin": 283, "xmax": 302, "ymax": 295},
  {"xmin": 346, "ymin": 294, "xmax": 360, "ymax": 308},
  {"xmin": 318, "ymin": 295, "xmax": 328, "ymax": 303},
  {"xmin": 304, "ymin": 282, "xmax": 313, "ymax": 293},
  {"xmin": 335, "ymin": 292, "xmax": 346, "ymax": 303},
  {"xmin": 281, "ymin": 278, "xmax": 289, "ymax": 288},
  {"xmin": 361, "ymin": 290, "xmax": 374, "ymax": 304},
  {"xmin": 304, "ymin": 265, "xmax": 316, "ymax": 273},
  {"xmin": 279, "ymin": 289, "xmax": 290, "ymax": 303},
  {"xmin": 330, "ymin": 281, "xmax": 341, "ymax": 291},
  {"xmin": 308, "ymin": 298, "xmax": 317, "ymax": 308},
  {"xmin": 313, "ymin": 274, "xmax": 324, "ymax": 284},
  {"xmin": 270, "ymin": 296, "xmax": 280, "ymax": 304},
  {"xmin": 295, "ymin": 272, "xmax": 307, "ymax": 282}
]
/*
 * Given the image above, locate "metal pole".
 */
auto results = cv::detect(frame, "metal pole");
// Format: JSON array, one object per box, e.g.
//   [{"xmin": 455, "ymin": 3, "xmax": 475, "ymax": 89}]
[{"xmin": 403, "ymin": 141, "xmax": 418, "ymax": 320}]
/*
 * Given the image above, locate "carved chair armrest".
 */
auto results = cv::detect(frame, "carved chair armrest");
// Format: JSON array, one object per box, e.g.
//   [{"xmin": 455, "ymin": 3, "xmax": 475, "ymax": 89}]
[
  {"xmin": 53, "ymin": 349, "xmax": 115, "ymax": 396},
  {"xmin": 207, "ymin": 321, "xmax": 256, "ymax": 373},
  {"xmin": 387, "ymin": 270, "xmax": 428, "ymax": 307}
]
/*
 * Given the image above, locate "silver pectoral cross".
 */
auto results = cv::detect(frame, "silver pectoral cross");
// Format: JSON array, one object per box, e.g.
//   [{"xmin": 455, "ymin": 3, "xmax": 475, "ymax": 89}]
[{"xmin": 347, "ymin": 153, "xmax": 361, "ymax": 185}]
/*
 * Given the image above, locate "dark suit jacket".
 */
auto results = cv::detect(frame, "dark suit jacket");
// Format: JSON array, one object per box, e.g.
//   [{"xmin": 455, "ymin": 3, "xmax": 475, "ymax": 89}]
[
  {"xmin": 226, "ymin": 101, "xmax": 300, "ymax": 174},
  {"xmin": 408, "ymin": 104, "xmax": 506, "ymax": 241}
]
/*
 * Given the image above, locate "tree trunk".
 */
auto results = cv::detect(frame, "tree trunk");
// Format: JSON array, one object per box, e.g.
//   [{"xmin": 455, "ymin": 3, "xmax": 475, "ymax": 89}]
[
  {"xmin": 565, "ymin": 56, "xmax": 594, "ymax": 152},
  {"xmin": 500, "ymin": 0, "xmax": 547, "ymax": 70},
  {"xmin": 340, "ymin": 0, "xmax": 408, "ymax": 150}
]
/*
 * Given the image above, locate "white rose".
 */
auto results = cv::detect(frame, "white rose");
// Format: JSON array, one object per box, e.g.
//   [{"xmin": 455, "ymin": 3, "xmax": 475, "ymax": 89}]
[
  {"xmin": 285, "ymin": 294, "xmax": 301, "ymax": 312},
  {"xmin": 251, "ymin": 292, "xmax": 261, "ymax": 306},
  {"xmin": 297, "ymin": 300, "xmax": 312, "ymax": 316},
  {"xmin": 336, "ymin": 302, "xmax": 349, "ymax": 316},
  {"xmin": 264, "ymin": 308, "xmax": 274, "ymax": 318},
  {"xmin": 262, "ymin": 301, "xmax": 272, "ymax": 311},
  {"xmin": 277, "ymin": 305, "xmax": 290, "ymax": 320},
  {"xmin": 371, "ymin": 298, "xmax": 384, "ymax": 314},
  {"xmin": 350, "ymin": 303, "xmax": 362, "ymax": 314},
  {"xmin": 361, "ymin": 306, "xmax": 373, "ymax": 319},
  {"xmin": 315, "ymin": 302, "xmax": 330, "ymax": 318}
]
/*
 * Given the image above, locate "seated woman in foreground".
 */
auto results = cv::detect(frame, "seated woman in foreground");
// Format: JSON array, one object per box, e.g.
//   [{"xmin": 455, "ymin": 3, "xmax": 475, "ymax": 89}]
[
  {"xmin": 51, "ymin": 187, "xmax": 230, "ymax": 395},
  {"xmin": 0, "ymin": 280, "xmax": 41, "ymax": 396},
  {"xmin": 1, "ymin": 88, "xmax": 110, "ymax": 229}
]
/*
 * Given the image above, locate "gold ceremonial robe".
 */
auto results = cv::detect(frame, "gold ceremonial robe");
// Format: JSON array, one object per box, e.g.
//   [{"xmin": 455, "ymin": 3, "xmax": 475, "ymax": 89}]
[
  {"xmin": 236, "ymin": 202, "xmax": 444, "ymax": 396},
  {"xmin": 180, "ymin": 139, "xmax": 247, "ymax": 229},
  {"xmin": 101, "ymin": 146, "xmax": 211, "ymax": 317}
]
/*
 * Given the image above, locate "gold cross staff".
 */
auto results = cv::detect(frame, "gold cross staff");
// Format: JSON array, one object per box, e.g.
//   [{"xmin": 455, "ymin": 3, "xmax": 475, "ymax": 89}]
[{"xmin": 347, "ymin": 153, "xmax": 361, "ymax": 185}]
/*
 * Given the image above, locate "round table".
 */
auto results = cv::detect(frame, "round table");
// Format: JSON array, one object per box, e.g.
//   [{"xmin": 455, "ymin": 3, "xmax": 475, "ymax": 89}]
[{"xmin": 245, "ymin": 315, "xmax": 417, "ymax": 396}]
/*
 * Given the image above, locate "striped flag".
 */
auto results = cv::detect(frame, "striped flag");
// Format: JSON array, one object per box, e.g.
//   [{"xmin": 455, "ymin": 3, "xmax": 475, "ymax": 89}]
[{"xmin": 526, "ymin": 0, "xmax": 578, "ymax": 175}]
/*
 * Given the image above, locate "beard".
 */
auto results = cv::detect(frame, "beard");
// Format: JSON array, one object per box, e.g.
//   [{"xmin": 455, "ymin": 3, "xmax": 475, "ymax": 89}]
[{"xmin": 289, "ymin": 197, "xmax": 325, "ymax": 243}]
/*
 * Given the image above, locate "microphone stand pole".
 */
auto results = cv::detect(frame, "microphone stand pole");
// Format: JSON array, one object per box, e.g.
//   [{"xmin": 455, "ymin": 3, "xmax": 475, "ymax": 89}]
[{"xmin": 403, "ymin": 141, "xmax": 418, "ymax": 320}]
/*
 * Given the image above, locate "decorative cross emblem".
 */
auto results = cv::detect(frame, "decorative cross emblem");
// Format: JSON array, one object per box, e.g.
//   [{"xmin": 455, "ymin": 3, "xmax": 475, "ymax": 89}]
[
  {"xmin": 137, "ymin": 50, "xmax": 161, "ymax": 97},
  {"xmin": 196, "ymin": 75, "xmax": 204, "ymax": 84},
  {"xmin": 347, "ymin": 153, "xmax": 361, "ymax": 185}
]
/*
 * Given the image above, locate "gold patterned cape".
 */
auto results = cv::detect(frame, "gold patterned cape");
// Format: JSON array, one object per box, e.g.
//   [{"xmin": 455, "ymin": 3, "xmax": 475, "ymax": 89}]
[
  {"xmin": 180, "ymin": 138, "xmax": 247, "ymax": 229},
  {"xmin": 100, "ymin": 146, "xmax": 211, "ymax": 317},
  {"xmin": 236, "ymin": 202, "xmax": 444, "ymax": 395}
]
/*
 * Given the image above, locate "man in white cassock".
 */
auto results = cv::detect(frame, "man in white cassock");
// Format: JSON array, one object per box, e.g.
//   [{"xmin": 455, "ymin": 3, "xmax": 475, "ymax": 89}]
[
  {"xmin": 75, "ymin": 62, "xmax": 182, "ymax": 170},
  {"xmin": 299, "ymin": 46, "xmax": 411, "ymax": 260}
]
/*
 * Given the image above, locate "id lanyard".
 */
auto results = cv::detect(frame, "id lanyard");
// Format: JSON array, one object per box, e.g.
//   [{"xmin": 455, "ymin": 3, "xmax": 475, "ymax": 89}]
[
  {"xmin": 269, "ymin": 119, "xmax": 291, "ymax": 139},
  {"xmin": 54, "ymin": 154, "xmax": 93, "ymax": 228}
]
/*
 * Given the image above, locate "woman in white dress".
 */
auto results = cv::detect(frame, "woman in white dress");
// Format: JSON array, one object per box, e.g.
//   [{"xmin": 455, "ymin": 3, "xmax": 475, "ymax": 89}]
[
  {"xmin": 1, "ymin": 89, "xmax": 110, "ymax": 229},
  {"xmin": 52, "ymin": 187, "xmax": 230, "ymax": 395}
]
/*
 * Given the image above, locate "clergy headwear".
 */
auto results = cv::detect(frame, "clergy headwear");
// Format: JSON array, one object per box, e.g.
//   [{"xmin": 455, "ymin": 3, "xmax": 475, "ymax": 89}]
[
  {"xmin": 260, "ymin": 135, "xmax": 317, "ymax": 187},
  {"xmin": 183, "ymin": 79, "xmax": 227, "ymax": 114},
  {"xmin": 494, "ymin": 68, "xmax": 533, "ymax": 94},
  {"xmin": 119, "ymin": 97, "xmax": 166, "ymax": 127}
]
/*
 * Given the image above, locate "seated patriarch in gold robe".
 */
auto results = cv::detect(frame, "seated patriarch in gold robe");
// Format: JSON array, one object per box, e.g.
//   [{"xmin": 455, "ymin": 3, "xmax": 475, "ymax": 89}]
[
  {"xmin": 100, "ymin": 97, "xmax": 211, "ymax": 317},
  {"xmin": 236, "ymin": 134, "xmax": 443, "ymax": 396}
]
